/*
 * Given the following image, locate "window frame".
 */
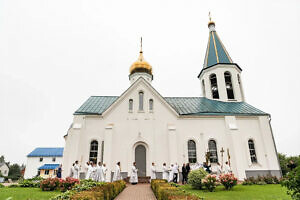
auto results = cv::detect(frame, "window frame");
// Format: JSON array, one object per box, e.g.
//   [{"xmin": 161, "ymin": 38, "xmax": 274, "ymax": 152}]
[
  {"xmin": 39, "ymin": 157, "xmax": 43, "ymax": 162},
  {"xmin": 129, "ymin": 99, "xmax": 133, "ymax": 112},
  {"xmin": 138, "ymin": 91, "xmax": 144, "ymax": 111},
  {"xmin": 89, "ymin": 140, "xmax": 99, "ymax": 163},
  {"xmin": 208, "ymin": 139, "xmax": 218, "ymax": 163},
  {"xmin": 224, "ymin": 71, "xmax": 235, "ymax": 100},
  {"xmin": 187, "ymin": 140, "xmax": 197, "ymax": 163},
  {"xmin": 209, "ymin": 74, "xmax": 219, "ymax": 99},
  {"xmin": 248, "ymin": 139, "xmax": 258, "ymax": 163},
  {"xmin": 149, "ymin": 99, "xmax": 154, "ymax": 111}
]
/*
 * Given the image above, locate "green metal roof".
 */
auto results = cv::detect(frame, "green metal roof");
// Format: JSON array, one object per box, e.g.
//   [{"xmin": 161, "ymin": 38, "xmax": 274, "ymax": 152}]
[
  {"xmin": 204, "ymin": 29, "xmax": 233, "ymax": 68},
  {"xmin": 74, "ymin": 96, "xmax": 267, "ymax": 116}
]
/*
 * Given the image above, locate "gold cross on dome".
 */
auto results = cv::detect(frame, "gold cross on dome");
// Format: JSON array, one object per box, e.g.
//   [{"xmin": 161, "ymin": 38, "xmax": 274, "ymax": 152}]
[{"xmin": 209, "ymin": 12, "xmax": 212, "ymax": 22}]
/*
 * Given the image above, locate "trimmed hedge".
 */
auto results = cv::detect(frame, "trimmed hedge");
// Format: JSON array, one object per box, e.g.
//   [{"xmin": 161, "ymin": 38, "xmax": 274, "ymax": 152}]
[
  {"xmin": 151, "ymin": 179, "xmax": 200, "ymax": 200},
  {"xmin": 71, "ymin": 180, "xmax": 126, "ymax": 200}
]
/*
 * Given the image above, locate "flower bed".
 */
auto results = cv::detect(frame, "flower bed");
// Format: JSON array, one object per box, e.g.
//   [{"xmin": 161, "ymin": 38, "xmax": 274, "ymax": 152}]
[
  {"xmin": 151, "ymin": 179, "xmax": 200, "ymax": 200},
  {"xmin": 60, "ymin": 178, "xmax": 80, "ymax": 192},
  {"xmin": 219, "ymin": 173, "xmax": 238, "ymax": 190},
  {"xmin": 242, "ymin": 175, "xmax": 280, "ymax": 185},
  {"xmin": 202, "ymin": 174, "xmax": 217, "ymax": 192}
]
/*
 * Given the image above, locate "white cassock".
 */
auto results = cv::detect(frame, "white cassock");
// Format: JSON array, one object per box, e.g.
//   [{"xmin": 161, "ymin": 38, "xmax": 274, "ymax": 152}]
[
  {"xmin": 113, "ymin": 165, "xmax": 121, "ymax": 181},
  {"xmin": 168, "ymin": 166, "xmax": 174, "ymax": 182},
  {"xmin": 84, "ymin": 163, "xmax": 89, "ymax": 177},
  {"xmin": 96, "ymin": 165, "xmax": 103, "ymax": 182},
  {"xmin": 91, "ymin": 166, "xmax": 97, "ymax": 181},
  {"xmin": 129, "ymin": 165, "xmax": 138, "ymax": 183},
  {"xmin": 86, "ymin": 165, "xmax": 93, "ymax": 179},
  {"xmin": 217, "ymin": 165, "xmax": 223, "ymax": 176},
  {"xmin": 151, "ymin": 166, "xmax": 156, "ymax": 180},
  {"xmin": 69, "ymin": 166, "xmax": 75, "ymax": 178},
  {"xmin": 224, "ymin": 164, "xmax": 231, "ymax": 174},
  {"xmin": 102, "ymin": 166, "xmax": 107, "ymax": 182},
  {"xmin": 73, "ymin": 164, "xmax": 80, "ymax": 179},
  {"xmin": 162, "ymin": 166, "xmax": 169, "ymax": 180}
]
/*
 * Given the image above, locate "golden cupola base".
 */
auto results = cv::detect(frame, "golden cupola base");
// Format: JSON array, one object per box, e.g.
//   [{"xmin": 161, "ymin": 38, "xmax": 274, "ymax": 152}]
[{"xmin": 129, "ymin": 38, "xmax": 153, "ymax": 84}]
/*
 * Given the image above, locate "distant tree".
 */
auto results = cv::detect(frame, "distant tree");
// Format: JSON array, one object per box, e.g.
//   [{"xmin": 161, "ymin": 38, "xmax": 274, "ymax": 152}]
[
  {"xmin": 8, "ymin": 164, "xmax": 21, "ymax": 180},
  {"xmin": 278, "ymin": 153, "xmax": 300, "ymax": 176}
]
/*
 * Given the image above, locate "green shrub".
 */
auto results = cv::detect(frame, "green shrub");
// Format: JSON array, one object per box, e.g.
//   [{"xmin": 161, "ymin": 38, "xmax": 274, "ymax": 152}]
[
  {"xmin": 0, "ymin": 183, "xmax": 4, "ymax": 188},
  {"xmin": 151, "ymin": 179, "xmax": 200, "ymax": 200},
  {"xmin": 40, "ymin": 178, "xmax": 60, "ymax": 191},
  {"xmin": 282, "ymin": 166, "xmax": 300, "ymax": 200},
  {"xmin": 187, "ymin": 168, "xmax": 208, "ymax": 189},
  {"xmin": 19, "ymin": 179, "xmax": 40, "ymax": 188},
  {"xmin": 8, "ymin": 184, "xmax": 19, "ymax": 188}
]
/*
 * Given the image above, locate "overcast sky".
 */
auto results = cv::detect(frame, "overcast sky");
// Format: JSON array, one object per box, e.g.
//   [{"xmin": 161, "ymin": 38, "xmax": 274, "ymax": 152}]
[{"xmin": 0, "ymin": 0, "xmax": 299, "ymax": 164}]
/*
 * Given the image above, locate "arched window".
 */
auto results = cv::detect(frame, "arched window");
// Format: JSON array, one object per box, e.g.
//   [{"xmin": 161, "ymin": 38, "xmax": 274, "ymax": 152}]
[
  {"xmin": 188, "ymin": 140, "xmax": 197, "ymax": 163},
  {"xmin": 224, "ymin": 72, "xmax": 234, "ymax": 99},
  {"xmin": 202, "ymin": 80, "xmax": 206, "ymax": 96},
  {"xmin": 89, "ymin": 140, "xmax": 98, "ymax": 163},
  {"xmin": 208, "ymin": 140, "xmax": 218, "ymax": 163},
  {"xmin": 248, "ymin": 139, "xmax": 257, "ymax": 163},
  {"xmin": 210, "ymin": 74, "xmax": 219, "ymax": 99},
  {"xmin": 139, "ymin": 91, "xmax": 144, "ymax": 111},
  {"xmin": 129, "ymin": 99, "xmax": 133, "ymax": 111},
  {"xmin": 149, "ymin": 99, "xmax": 153, "ymax": 111}
]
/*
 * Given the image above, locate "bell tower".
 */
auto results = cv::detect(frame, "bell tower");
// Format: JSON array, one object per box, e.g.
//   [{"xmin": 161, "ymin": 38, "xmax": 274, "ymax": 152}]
[
  {"xmin": 198, "ymin": 13, "xmax": 245, "ymax": 102},
  {"xmin": 129, "ymin": 38, "xmax": 153, "ymax": 84}
]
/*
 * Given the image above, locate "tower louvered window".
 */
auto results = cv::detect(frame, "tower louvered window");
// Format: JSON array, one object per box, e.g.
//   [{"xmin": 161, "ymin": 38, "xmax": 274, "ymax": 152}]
[
  {"xmin": 129, "ymin": 99, "xmax": 133, "ymax": 111},
  {"xmin": 210, "ymin": 74, "xmax": 219, "ymax": 99},
  {"xmin": 248, "ymin": 139, "xmax": 257, "ymax": 163},
  {"xmin": 208, "ymin": 140, "xmax": 218, "ymax": 163},
  {"xmin": 139, "ymin": 92, "xmax": 144, "ymax": 111},
  {"xmin": 149, "ymin": 99, "xmax": 153, "ymax": 111},
  {"xmin": 224, "ymin": 72, "xmax": 234, "ymax": 99},
  {"xmin": 188, "ymin": 140, "xmax": 197, "ymax": 163}
]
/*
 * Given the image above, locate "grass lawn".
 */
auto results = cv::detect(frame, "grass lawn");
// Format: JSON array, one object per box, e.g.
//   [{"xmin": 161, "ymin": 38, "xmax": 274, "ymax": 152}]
[
  {"xmin": 181, "ymin": 184, "xmax": 292, "ymax": 200},
  {"xmin": 0, "ymin": 187, "xmax": 60, "ymax": 200}
]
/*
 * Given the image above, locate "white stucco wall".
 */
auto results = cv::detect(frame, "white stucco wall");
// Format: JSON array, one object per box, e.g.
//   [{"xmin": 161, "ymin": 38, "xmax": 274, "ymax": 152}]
[
  {"xmin": 24, "ymin": 157, "xmax": 63, "ymax": 179},
  {"xmin": 62, "ymin": 79, "xmax": 280, "ymax": 180}
]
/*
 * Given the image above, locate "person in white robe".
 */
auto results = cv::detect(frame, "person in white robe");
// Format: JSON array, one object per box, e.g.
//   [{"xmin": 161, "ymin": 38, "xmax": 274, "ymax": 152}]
[
  {"xmin": 91, "ymin": 163, "xmax": 98, "ymax": 181},
  {"xmin": 73, "ymin": 161, "xmax": 80, "ymax": 179},
  {"xmin": 224, "ymin": 161, "xmax": 232, "ymax": 174},
  {"xmin": 129, "ymin": 162, "xmax": 138, "ymax": 185},
  {"xmin": 216, "ymin": 162, "xmax": 223, "ymax": 177},
  {"xmin": 168, "ymin": 164, "xmax": 174, "ymax": 182},
  {"xmin": 69, "ymin": 163, "xmax": 75, "ymax": 178},
  {"xmin": 84, "ymin": 162, "xmax": 90, "ymax": 178},
  {"xmin": 172, "ymin": 163, "xmax": 179, "ymax": 183},
  {"xmin": 113, "ymin": 162, "xmax": 122, "ymax": 181},
  {"xmin": 96, "ymin": 162, "xmax": 103, "ymax": 182},
  {"xmin": 151, "ymin": 162, "xmax": 156, "ymax": 180},
  {"xmin": 162, "ymin": 163, "xmax": 169, "ymax": 180},
  {"xmin": 102, "ymin": 163, "xmax": 107, "ymax": 182},
  {"xmin": 85, "ymin": 162, "xmax": 93, "ymax": 179}
]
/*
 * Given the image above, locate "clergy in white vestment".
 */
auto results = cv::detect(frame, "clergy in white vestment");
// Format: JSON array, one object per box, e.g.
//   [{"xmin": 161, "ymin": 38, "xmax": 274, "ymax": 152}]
[
  {"xmin": 91, "ymin": 163, "xmax": 98, "ymax": 181},
  {"xmin": 129, "ymin": 162, "xmax": 138, "ymax": 185},
  {"xmin": 168, "ymin": 164, "xmax": 174, "ymax": 182},
  {"xmin": 162, "ymin": 163, "xmax": 169, "ymax": 180},
  {"xmin": 224, "ymin": 161, "xmax": 232, "ymax": 174},
  {"xmin": 172, "ymin": 163, "xmax": 179, "ymax": 183},
  {"xmin": 151, "ymin": 162, "xmax": 156, "ymax": 180},
  {"xmin": 113, "ymin": 162, "xmax": 122, "ymax": 181},
  {"xmin": 69, "ymin": 163, "xmax": 75, "ymax": 178},
  {"xmin": 73, "ymin": 161, "xmax": 80, "ymax": 179},
  {"xmin": 84, "ymin": 162, "xmax": 90, "ymax": 178},
  {"xmin": 102, "ymin": 163, "xmax": 107, "ymax": 182},
  {"xmin": 85, "ymin": 162, "xmax": 93, "ymax": 179},
  {"xmin": 96, "ymin": 162, "xmax": 103, "ymax": 182},
  {"xmin": 216, "ymin": 162, "xmax": 223, "ymax": 176}
]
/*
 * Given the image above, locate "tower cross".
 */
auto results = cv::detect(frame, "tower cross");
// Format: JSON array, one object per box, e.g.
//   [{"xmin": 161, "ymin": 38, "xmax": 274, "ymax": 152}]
[
  {"xmin": 140, "ymin": 37, "xmax": 143, "ymax": 53},
  {"xmin": 209, "ymin": 11, "xmax": 212, "ymax": 22}
]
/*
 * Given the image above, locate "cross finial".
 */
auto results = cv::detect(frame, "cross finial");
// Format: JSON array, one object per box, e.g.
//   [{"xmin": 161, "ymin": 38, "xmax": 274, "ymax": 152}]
[
  {"xmin": 140, "ymin": 37, "xmax": 143, "ymax": 53},
  {"xmin": 209, "ymin": 11, "xmax": 212, "ymax": 22}
]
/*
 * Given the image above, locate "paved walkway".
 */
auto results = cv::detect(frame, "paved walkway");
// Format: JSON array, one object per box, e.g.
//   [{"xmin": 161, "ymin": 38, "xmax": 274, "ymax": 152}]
[{"xmin": 115, "ymin": 184, "xmax": 156, "ymax": 200}]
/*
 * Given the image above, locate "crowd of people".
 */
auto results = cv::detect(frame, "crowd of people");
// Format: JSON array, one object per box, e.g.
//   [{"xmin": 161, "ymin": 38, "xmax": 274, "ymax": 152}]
[{"xmin": 67, "ymin": 160, "xmax": 232, "ymax": 184}]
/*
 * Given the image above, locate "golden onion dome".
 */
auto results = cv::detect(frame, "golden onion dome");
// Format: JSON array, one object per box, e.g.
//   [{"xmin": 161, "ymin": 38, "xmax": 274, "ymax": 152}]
[
  {"xmin": 129, "ymin": 50, "xmax": 152, "ymax": 75},
  {"xmin": 130, "ymin": 37, "xmax": 152, "ymax": 75}
]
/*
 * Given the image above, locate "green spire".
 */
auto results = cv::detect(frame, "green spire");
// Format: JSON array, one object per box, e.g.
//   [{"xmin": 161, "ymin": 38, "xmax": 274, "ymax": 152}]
[{"xmin": 203, "ymin": 16, "xmax": 233, "ymax": 68}]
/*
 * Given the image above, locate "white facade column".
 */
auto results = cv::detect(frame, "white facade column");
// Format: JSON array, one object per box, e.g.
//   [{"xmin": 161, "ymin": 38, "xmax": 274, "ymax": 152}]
[
  {"xmin": 103, "ymin": 124, "xmax": 113, "ymax": 182},
  {"xmin": 225, "ymin": 116, "xmax": 246, "ymax": 180},
  {"xmin": 168, "ymin": 124, "xmax": 177, "ymax": 164}
]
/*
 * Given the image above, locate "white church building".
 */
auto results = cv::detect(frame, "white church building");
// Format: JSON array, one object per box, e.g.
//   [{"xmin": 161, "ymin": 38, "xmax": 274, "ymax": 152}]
[{"xmin": 62, "ymin": 19, "xmax": 281, "ymax": 181}]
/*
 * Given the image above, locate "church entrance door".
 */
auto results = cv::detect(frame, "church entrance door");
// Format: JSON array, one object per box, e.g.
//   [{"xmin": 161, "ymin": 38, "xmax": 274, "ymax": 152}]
[{"xmin": 135, "ymin": 145, "xmax": 146, "ymax": 177}]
